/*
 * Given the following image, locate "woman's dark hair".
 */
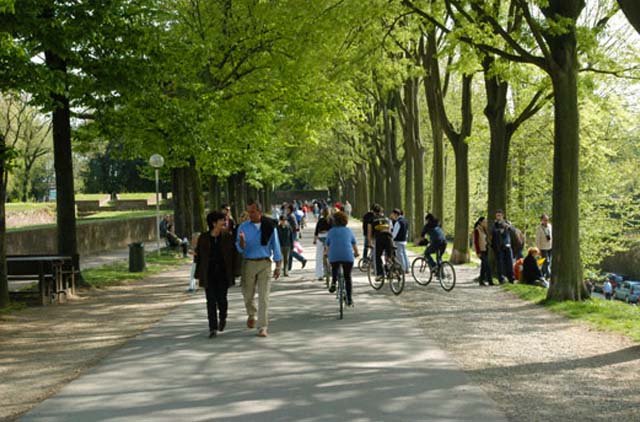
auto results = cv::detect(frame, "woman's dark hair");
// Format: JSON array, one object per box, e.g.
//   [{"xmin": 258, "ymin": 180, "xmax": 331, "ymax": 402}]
[
  {"xmin": 333, "ymin": 211, "xmax": 348, "ymax": 226},
  {"xmin": 425, "ymin": 213, "xmax": 440, "ymax": 227},
  {"xmin": 474, "ymin": 216, "xmax": 485, "ymax": 229},
  {"xmin": 207, "ymin": 211, "xmax": 226, "ymax": 230},
  {"xmin": 372, "ymin": 203, "xmax": 382, "ymax": 213}
]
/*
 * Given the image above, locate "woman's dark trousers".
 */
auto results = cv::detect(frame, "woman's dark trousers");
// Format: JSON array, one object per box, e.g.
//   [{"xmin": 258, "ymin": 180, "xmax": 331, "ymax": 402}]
[
  {"xmin": 205, "ymin": 277, "xmax": 228, "ymax": 332},
  {"xmin": 479, "ymin": 251, "xmax": 492, "ymax": 283},
  {"xmin": 331, "ymin": 261, "xmax": 354, "ymax": 301}
]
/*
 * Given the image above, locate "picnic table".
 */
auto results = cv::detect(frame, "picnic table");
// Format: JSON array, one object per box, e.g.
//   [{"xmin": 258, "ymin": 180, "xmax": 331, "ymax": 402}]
[{"xmin": 7, "ymin": 255, "xmax": 78, "ymax": 305}]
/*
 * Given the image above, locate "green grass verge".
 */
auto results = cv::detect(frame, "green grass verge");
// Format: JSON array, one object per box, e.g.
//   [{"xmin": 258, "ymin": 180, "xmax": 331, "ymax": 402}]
[
  {"xmin": 116, "ymin": 193, "xmax": 154, "ymax": 200},
  {"xmin": 0, "ymin": 301, "xmax": 28, "ymax": 315},
  {"xmin": 502, "ymin": 283, "xmax": 640, "ymax": 342},
  {"xmin": 82, "ymin": 250, "xmax": 191, "ymax": 289},
  {"xmin": 5, "ymin": 203, "xmax": 56, "ymax": 212}
]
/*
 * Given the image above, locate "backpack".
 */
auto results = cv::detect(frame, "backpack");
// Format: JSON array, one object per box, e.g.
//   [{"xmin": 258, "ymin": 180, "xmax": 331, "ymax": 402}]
[{"xmin": 510, "ymin": 227, "xmax": 525, "ymax": 253}]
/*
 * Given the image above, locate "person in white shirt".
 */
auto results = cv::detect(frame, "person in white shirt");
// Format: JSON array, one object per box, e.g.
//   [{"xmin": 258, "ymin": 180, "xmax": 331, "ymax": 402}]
[
  {"xmin": 535, "ymin": 214, "xmax": 552, "ymax": 279},
  {"xmin": 390, "ymin": 208, "xmax": 409, "ymax": 272}
]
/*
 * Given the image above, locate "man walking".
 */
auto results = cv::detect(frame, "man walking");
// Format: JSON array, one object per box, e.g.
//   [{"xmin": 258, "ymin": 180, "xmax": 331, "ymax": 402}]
[
  {"xmin": 491, "ymin": 210, "xmax": 515, "ymax": 284},
  {"xmin": 391, "ymin": 209, "xmax": 409, "ymax": 272},
  {"xmin": 236, "ymin": 200, "xmax": 282, "ymax": 337}
]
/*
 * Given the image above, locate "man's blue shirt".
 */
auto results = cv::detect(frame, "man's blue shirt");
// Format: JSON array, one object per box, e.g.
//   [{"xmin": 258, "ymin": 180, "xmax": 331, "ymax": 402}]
[{"xmin": 236, "ymin": 220, "xmax": 283, "ymax": 262}]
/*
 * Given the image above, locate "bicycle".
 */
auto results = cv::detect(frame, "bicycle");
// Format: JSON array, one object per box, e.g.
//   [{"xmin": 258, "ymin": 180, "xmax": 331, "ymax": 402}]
[
  {"xmin": 411, "ymin": 246, "xmax": 456, "ymax": 291},
  {"xmin": 367, "ymin": 246, "xmax": 405, "ymax": 295},
  {"xmin": 319, "ymin": 237, "xmax": 331, "ymax": 289},
  {"xmin": 357, "ymin": 247, "xmax": 371, "ymax": 272}
]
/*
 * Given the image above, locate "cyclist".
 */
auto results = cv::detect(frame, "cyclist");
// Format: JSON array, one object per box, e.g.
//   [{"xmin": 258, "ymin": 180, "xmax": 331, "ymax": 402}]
[
  {"xmin": 361, "ymin": 205, "xmax": 376, "ymax": 264},
  {"xmin": 420, "ymin": 213, "xmax": 446, "ymax": 270},
  {"xmin": 368, "ymin": 204, "xmax": 393, "ymax": 282},
  {"xmin": 325, "ymin": 211, "xmax": 359, "ymax": 305}
]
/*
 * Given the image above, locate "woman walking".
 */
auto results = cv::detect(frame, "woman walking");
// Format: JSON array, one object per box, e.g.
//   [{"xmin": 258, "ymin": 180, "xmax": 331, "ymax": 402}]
[
  {"xmin": 325, "ymin": 211, "xmax": 359, "ymax": 306},
  {"xmin": 314, "ymin": 207, "xmax": 333, "ymax": 280},
  {"xmin": 195, "ymin": 211, "xmax": 235, "ymax": 338},
  {"xmin": 473, "ymin": 217, "xmax": 493, "ymax": 286}
]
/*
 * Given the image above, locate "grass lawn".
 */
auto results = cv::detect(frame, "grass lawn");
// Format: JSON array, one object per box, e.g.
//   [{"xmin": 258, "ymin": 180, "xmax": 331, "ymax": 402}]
[
  {"xmin": 117, "ymin": 193, "xmax": 154, "ymax": 200},
  {"xmin": 502, "ymin": 283, "xmax": 640, "ymax": 342},
  {"xmin": 5, "ymin": 203, "xmax": 55, "ymax": 212},
  {"xmin": 82, "ymin": 250, "xmax": 191, "ymax": 289},
  {"xmin": 75, "ymin": 194, "xmax": 110, "ymax": 201}
]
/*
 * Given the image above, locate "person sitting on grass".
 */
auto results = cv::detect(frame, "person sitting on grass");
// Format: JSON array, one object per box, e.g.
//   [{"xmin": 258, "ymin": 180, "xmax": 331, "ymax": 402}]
[{"xmin": 522, "ymin": 247, "xmax": 549, "ymax": 288}]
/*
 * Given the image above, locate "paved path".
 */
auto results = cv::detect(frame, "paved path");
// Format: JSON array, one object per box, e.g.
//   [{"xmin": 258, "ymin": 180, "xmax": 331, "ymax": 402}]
[{"xmin": 21, "ymin": 217, "xmax": 507, "ymax": 422}]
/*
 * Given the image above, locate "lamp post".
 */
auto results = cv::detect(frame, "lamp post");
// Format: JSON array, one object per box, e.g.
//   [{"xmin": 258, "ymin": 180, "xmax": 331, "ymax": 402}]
[{"xmin": 149, "ymin": 154, "xmax": 165, "ymax": 255}]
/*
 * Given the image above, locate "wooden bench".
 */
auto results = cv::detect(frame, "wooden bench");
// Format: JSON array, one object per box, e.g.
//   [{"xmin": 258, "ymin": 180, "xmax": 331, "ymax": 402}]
[{"xmin": 7, "ymin": 255, "xmax": 78, "ymax": 305}]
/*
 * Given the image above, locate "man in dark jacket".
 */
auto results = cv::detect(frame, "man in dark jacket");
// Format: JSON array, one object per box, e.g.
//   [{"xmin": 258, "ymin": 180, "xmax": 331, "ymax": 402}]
[
  {"xmin": 491, "ymin": 210, "xmax": 515, "ymax": 284},
  {"xmin": 195, "ymin": 211, "xmax": 236, "ymax": 338}
]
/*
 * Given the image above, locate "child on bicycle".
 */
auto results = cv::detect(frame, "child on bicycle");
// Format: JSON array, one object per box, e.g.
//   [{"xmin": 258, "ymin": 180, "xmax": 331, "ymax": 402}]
[
  {"xmin": 420, "ymin": 213, "xmax": 446, "ymax": 269},
  {"xmin": 325, "ymin": 211, "xmax": 359, "ymax": 306}
]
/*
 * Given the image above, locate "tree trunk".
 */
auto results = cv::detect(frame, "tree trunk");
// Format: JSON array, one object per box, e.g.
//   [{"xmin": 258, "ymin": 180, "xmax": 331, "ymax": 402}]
[
  {"xmin": 421, "ymin": 32, "xmax": 444, "ymax": 224},
  {"xmin": 190, "ymin": 159, "xmax": 205, "ymax": 233},
  {"xmin": 227, "ymin": 175, "xmax": 238, "ymax": 219},
  {"xmin": 483, "ymin": 56, "xmax": 510, "ymax": 219},
  {"xmin": 545, "ymin": 9, "xmax": 587, "ymax": 300},
  {"xmin": 45, "ymin": 50, "xmax": 77, "ymax": 257},
  {"xmin": 411, "ymin": 78, "xmax": 425, "ymax": 239},
  {"xmin": 0, "ymin": 135, "xmax": 9, "ymax": 308},
  {"xmin": 172, "ymin": 167, "xmax": 187, "ymax": 238},
  {"xmin": 450, "ymin": 140, "xmax": 470, "ymax": 263},
  {"xmin": 209, "ymin": 175, "xmax": 220, "ymax": 213}
]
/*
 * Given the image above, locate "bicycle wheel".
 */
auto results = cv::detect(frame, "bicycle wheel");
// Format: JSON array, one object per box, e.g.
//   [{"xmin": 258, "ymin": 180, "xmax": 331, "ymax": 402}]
[
  {"xmin": 358, "ymin": 257, "xmax": 369, "ymax": 272},
  {"xmin": 368, "ymin": 259, "xmax": 384, "ymax": 290},
  {"xmin": 389, "ymin": 261, "xmax": 405, "ymax": 295},
  {"xmin": 411, "ymin": 257, "xmax": 433, "ymax": 286},
  {"xmin": 324, "ymin": 257, "xmax": 331, "ymax": 289},
  {"xmin": 439, "ymin": 262, "xmax": 456, "ymax": 291}
]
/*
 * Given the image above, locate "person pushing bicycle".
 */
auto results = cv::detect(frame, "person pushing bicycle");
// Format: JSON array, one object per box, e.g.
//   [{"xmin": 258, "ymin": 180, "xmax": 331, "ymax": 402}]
[{"xmin": 420, "ymin": 213, "xmax": 446, "ymax": 269}]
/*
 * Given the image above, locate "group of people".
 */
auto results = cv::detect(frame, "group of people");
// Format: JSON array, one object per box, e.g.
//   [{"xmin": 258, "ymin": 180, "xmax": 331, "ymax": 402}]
[{"xmin": 473, "ymin": 211, "xmax": 552, "ymax": 287}]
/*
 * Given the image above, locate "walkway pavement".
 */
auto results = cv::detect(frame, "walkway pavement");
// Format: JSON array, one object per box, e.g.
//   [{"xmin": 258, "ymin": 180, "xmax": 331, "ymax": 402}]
[{"xmin": 20, "ymin": 217, "xmax": 508, "ymax": 422}]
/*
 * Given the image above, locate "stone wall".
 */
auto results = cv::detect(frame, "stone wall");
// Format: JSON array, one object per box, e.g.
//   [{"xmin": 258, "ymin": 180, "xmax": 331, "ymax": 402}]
[
  {"xmin": 600, "ymin": 243, "xmax": 640, "ymax": 279},
  {"xmin": 7, "ymin": 216, "xmax": 158, "ymax": 256}
]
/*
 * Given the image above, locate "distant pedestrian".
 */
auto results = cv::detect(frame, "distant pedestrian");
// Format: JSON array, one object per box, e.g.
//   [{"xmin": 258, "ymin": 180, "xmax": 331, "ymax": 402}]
[
  {"xmin": 491, "ymin": 210, "xmax": 514, "ymax": 284},
  {"xmin": 473, "ymin": 217, "xmax": 493, "ymax": 286},
  {"xmin": 391, "ymin": 208, "xmax": 409, "ymax": 272},
  {"xmin": 195, "ymin": 211, "xmax": 236, "ymax": 338},
  {"xmin": 276, "ymin": 215, "xmax": 292, "ymax": 277},
  {"xmin": 344, "ymin": 200, "xmax": 352, "ymax": 217},
  {"xmin": 535, "ymin": 214, "xmax": 552, "ymax": 279},
  {"xmin": 314, "ymin": 207, "xmax": 333, "ymax": 280},
  {"xmin": 603, "ymin": 278, "xmax": 613, "ymax": 300},
  {"xmin": 286, "ymin": 204, "xmax": 307, "ymax": 271},
  {"xmin": 236, "ymin": 200, "xmax": 282, "ymax": 337}
]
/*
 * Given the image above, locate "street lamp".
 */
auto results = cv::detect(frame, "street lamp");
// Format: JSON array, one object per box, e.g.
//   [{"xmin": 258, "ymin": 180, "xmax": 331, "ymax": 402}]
[{"xmin": 149, "ymin": 154, "xmax": 165, "ymax": 255}]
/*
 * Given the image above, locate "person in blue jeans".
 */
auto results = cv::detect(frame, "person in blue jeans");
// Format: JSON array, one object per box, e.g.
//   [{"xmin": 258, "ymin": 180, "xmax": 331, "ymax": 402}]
[
  {"xmin": 325, "ymin": 211, "xmax": 359, "ymax": 306},
  {"xmin": 420, "ymin": 213, "xmax": 446, "ymax": 269}
]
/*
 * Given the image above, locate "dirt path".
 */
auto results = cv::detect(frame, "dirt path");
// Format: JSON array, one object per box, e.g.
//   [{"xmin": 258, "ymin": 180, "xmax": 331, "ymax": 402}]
[
  {"xmin": 0, "ymin": 264, "xmax": 192, "ymax": 421},
  {"xmin": 389, "ymin": 262, "xmax": 640, "ymax": 422}
]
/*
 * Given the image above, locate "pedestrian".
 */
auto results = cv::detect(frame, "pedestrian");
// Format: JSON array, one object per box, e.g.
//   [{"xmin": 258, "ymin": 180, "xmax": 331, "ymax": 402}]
[
  {"xmin": 221, "ymin": 203, "xmax": 235, "ymax": 235},
  {"xmin": 473, "ymin": 216, "xmax": 493, "ymax": 286},
  {"xmin": 314, "ymin": 207, "xmax": 333, "ymax": 280},
  {"xmin": 535, "ymin": 213, "xmax": 553, "ymax": 279},
  {"xmin": 236, "ymin": 200, "xmax": 283, "ymax": 337},
  {"xmin": 286, "ymin": 204, "xmax": 307, "ymax": 272},
  {"xmin": 344, "ymin": 200, "xmax": 352, "ymax": 217},
  {"xmin": 325, "ymin": 211, "xmax": 359, "ymax": 306},
  {"xmin": 361, "ymin": 205, "xmax": 376, "ymax": 265},
  {"xmin": 491, "ymin": 210, "xmax": 515, "ymax": 284},
  {"xmin": 195, "ymin": 211, "xmax": 236, "ymax": 338},
  {"xmin": 390, "ymin": 208, "xmax": 409, "ymax": 272},
  {"xmin": 276, "ymin": 215, "xmax": 292, "ymax": 277},
  {"xmin": 603, "ymin": 277, "xmax": 613, "ymax": 300}
]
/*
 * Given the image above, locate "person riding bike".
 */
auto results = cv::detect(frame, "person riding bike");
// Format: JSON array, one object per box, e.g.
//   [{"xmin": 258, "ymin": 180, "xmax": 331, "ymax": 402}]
[
  {"xmin": 367, "ymin": 204, "xmax": 393, "ymax": 282},
  {"xmin": 325, "ymin": 211, "xmax": 359, "ymax": 306},
  {"xmin": 420, "ymin": 213, "xmax": 446, "ymax": 269}
]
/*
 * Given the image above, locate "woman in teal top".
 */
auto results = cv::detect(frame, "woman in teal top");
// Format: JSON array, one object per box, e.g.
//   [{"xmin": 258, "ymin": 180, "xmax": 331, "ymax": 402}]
[{"xmin": 325, "ymin": 211, "xmax": 359, "ymax": 305}]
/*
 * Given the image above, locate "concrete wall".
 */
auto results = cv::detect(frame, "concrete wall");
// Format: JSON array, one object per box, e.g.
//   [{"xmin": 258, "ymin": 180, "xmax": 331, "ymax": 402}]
[{"xmin": 7, "ymin": 216, "xmax": 158, "ymax": 256}]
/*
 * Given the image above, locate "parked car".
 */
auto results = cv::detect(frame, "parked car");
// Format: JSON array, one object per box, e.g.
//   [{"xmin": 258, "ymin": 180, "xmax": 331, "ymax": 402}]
[
  {"xmin": 613, "ymin": 281, "xmax": 640, "ymax": 304},
  {"xmin": 593, "ymin": 273, "xmax": 627, "ymax": 293}
]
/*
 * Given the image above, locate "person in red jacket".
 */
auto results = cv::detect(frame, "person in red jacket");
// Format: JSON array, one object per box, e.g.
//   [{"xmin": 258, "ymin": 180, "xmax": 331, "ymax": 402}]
[{"xmin": 473, "ymin": 217, "xmax": 493, "ymax": 286}]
